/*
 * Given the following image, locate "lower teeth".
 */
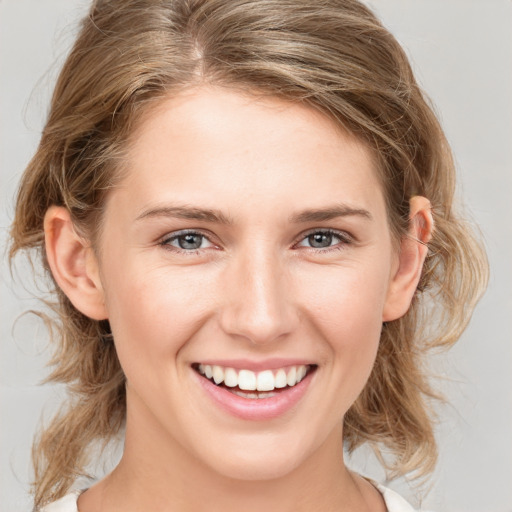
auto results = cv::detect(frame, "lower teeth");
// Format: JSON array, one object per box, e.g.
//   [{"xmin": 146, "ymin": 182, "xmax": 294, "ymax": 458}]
[{"xmin": 231, "ymin": 389, "xmax": 278, "ymax": 399}]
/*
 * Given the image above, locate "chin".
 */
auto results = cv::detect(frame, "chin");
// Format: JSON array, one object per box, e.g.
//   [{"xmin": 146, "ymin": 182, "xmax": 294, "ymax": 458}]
[{"xmin": 196, "ymin": 432, "xmax": 309, "ymax": 482}]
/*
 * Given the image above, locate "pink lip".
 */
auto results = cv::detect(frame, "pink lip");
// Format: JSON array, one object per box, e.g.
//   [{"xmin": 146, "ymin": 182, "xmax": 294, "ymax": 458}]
[
  {"xmin": 193, "ymin": 367, "xmax": 315, "ymax": 421},
  {"xmin": 195, "ymin": 358, "xmax": 313, "ymax": 371}
]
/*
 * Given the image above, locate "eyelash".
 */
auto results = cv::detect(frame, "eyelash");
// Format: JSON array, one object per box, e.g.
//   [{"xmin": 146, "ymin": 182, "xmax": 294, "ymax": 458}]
[
  {"xmin": 159, "ymin": 229, "xmax": 216, "ymax": 255},
  {"xmin": 295, "ymin": 229, "xmax": 354, "ymax": 253},
  {"xmin": 159, "ymin": 228, "xmax": 353, "ymax": 255}
]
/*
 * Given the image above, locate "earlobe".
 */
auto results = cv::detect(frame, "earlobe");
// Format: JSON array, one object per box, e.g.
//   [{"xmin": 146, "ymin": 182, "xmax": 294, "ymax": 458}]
[
  {"xmin": 382, "ymin": 196, "xmax": 434, "ymax": 322},
  {"xmin": 44, "ymin": 206, "xmax": 108, "ymax": 320}
]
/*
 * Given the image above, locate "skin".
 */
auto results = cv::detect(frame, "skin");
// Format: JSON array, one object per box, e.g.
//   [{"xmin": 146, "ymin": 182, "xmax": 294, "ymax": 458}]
[{"xmin": 44, "ymin": 86, "xmax": 432, "ymax": 512}]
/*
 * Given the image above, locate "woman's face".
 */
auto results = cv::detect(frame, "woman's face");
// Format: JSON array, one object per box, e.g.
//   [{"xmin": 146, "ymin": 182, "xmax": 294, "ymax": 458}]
[{"xmin": 95, "ymin": 87, "xmax": 401, "ymax": 479}]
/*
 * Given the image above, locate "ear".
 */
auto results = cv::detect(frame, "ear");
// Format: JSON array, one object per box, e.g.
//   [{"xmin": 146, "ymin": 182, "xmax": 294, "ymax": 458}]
[
  {"xmin": 44, "ymin": 206, "xmax": 108, "ymax": 320},
  {"xmin": 382, "ymin": 196, "xmax": 434, "ymax": 322}
]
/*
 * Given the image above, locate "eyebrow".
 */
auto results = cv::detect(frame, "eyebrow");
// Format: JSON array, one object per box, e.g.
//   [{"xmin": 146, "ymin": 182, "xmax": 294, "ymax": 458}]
[
  {"xmin": 289, "ymin": 204, "xmax": 373, "ymax": 223},
  {"xmin": 135, "ymin": 205, "xmax": 233, "ymax": 224},
  {"xmin": 135, "ymin": 203, "xmax": 372, "ymax": 224}
]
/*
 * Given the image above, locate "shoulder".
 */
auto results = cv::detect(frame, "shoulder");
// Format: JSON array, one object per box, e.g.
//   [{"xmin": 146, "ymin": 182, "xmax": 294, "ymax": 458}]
[
  {"xmin": 39, "ymin": 490, "xmax": 81, "ymax": 512},
  {"xmin": 376, "ymin": 483, "xmax": 435, "ymax": 512}
]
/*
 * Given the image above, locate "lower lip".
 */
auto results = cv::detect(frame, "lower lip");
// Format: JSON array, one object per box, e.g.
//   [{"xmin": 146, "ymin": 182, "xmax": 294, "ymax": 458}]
[{"xmin": 194, "ymin": 369, "xmax": 314, "ymax": 421}]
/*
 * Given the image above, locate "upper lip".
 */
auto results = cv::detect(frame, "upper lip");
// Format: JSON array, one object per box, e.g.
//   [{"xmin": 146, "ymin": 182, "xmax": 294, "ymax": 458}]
[{"xmin": 193, "ymin": 358, "xmax": 316, "ymax": 371}]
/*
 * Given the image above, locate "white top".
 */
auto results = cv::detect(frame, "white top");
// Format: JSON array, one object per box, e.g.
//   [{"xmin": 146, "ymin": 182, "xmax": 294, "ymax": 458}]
[{"xmin": 40, "ymin": 483, "xmax": 424, "ymax": 511}]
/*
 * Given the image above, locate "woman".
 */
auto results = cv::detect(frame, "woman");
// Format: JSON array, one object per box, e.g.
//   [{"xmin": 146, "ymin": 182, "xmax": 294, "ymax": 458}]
[{"xmin": 8, "ymin": 0, "xmax": 488, "ymax": 511}]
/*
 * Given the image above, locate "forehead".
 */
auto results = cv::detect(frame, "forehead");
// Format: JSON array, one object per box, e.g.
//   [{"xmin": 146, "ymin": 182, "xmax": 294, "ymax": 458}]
[{"xmin": 114, "ymin": 86, "xmax": 385, "ymax": 222}]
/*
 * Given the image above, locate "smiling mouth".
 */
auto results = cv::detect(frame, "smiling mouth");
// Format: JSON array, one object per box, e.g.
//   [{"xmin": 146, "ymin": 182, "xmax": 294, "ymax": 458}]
[{"xmin": 192, "ymin": 363, "xmax": 317, "ymax": 399}]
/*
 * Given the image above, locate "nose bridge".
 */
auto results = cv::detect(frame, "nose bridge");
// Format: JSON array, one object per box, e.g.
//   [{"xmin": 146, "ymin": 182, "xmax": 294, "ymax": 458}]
[{"xmin": 219, "ymin": 242, "xmax": 297, "ymax": 344}]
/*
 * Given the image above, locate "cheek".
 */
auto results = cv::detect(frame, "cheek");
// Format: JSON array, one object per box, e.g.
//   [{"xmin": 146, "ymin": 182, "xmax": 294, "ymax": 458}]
[
  {"xmin": 302, "ymin": 261, "xmax": 389, "ymax": 336},
  {"xmin": 322, "ymin": 293, "xmax": 383, "ymax": 385},
  {"xmin": 100, "ymin": 264, "xmax": 213, "ymax": 377},
  {"xmin": 299, "ymin": 262, "xmax": 389, "ymax": 387}
]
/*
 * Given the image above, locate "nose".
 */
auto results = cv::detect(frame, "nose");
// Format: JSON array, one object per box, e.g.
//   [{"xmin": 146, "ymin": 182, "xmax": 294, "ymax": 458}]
[{"xmin": 218, "ymin": 246, "xmax": 299, "ymax": 345}]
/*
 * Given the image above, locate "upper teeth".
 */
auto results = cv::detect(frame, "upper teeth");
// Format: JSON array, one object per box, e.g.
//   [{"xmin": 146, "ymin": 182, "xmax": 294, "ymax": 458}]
[{"xmin": 197, "ymin": 364, "xmax": 309, "ymax": 391}]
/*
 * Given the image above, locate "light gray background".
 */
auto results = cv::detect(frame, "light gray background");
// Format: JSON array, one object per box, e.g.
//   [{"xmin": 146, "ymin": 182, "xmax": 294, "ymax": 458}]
[{"xmin": 1, "ymin": 1, "xmax": 511, "ymax": 511}]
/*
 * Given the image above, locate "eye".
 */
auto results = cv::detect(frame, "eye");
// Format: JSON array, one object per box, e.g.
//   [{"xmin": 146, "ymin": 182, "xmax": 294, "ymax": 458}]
[
  {"xmin": 296, "ymin": 229, "xmax": 352, "ymax": 250},
  {"xmin": 161, "ymin": 230, "xmax": 215, "ymax": 252}
]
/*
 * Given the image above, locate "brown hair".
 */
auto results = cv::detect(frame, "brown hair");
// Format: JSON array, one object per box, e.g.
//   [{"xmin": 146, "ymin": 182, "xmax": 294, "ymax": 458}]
[{"xmin": 9, "ymin": 0, "xmax": 488, "ymax": 507}]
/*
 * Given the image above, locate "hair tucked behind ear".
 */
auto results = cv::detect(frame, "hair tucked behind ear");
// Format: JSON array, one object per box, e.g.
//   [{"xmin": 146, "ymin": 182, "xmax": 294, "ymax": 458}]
[{"xmin": 9, "ymin": 0, "xmax": 488, "ymax": 507}]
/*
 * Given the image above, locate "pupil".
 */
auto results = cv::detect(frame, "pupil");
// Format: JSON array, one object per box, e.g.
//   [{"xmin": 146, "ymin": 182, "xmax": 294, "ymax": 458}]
[
  {"xmin": 309, "ymin": 233, "xmax": 332, "ymax": 248},
  {"xmin": 179, "ymin": 234, "xmax": 202, "ymax": 250}
]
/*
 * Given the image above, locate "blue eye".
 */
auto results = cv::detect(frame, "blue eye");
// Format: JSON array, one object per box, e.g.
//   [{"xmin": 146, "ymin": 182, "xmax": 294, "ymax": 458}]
[
  {"xmin": 307, "ymin": 232, "xmax": 335, "ymax": 248},
  {"xmin": 160, "ymin": 229, "xmax": 350, "ymax": 254},
  {"xmin": 297, "ymin": 230, "xmax": 351, "ymax": 250},
  {"xmin": 162, "ymin": 231, "xmax": 214, "ymax": 251}
]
